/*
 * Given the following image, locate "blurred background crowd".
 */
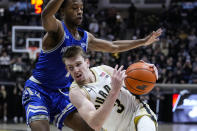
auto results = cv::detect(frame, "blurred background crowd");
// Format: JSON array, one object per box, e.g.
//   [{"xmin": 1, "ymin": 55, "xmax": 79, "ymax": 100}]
[{"xmin": 0, "ymin": 0, "xmax": 197, "ymax": 124}]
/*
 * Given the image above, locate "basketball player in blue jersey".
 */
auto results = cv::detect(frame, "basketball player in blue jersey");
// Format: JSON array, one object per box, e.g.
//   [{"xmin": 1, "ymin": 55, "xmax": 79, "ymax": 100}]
[{"xmin": 22, "ymin": 0, "xmax": 162, "ymax": 131}]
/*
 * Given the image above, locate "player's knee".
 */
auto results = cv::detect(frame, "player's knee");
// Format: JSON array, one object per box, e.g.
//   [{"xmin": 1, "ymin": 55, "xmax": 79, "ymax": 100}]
[
  {"xmin": 30, "ymin": 120, "xmax": 50, "ymax": 131},
  {"xmin": 137, "ymin": 115, "xmax": 156, "ymax": 131}
]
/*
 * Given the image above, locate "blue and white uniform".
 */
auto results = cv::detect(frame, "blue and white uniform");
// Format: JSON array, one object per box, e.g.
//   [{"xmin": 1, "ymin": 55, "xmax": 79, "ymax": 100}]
[{"xmin": 22, "ymin": 21, "xmax": 88, "ymax": 130}]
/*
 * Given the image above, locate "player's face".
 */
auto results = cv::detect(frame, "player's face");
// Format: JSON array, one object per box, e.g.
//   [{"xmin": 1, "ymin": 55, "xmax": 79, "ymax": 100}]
[
  {"xmin": 63, "ymin": 0, "xmax": 83, "ymax": 26},
  {"xmin": 65, "ymin": 55, "xmax": 89, "ymax": 84}
]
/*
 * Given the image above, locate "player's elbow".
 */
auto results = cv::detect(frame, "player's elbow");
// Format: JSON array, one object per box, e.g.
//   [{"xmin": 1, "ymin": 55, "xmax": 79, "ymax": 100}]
[
  {"xmin": 41, "ymin": 9, "xmax": 53, "ymax": 21},
  {"xmin": 41, "ymin": 9, "xmax": 48, "ymax": 19}
]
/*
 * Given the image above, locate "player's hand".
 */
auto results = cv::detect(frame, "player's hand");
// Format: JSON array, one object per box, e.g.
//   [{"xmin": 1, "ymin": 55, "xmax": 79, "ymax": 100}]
[
  {"xmin": 143, "ymin": 28, "xmax": 162, "ymax": 46},
  {"xmin": 139, "ymin": 60, "xmax": 158, "ymax": 80},
  {"xmin": 111, "ymin": 65, "xmax": 127, "ymax": 91}
]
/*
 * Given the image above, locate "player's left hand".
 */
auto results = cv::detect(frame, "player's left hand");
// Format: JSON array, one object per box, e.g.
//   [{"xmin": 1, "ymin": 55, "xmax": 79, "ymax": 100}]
[
  {"xmin": 139, "ymin": 60, "xmax": 158, "ymax": 80},
  {"xmin": 143, "ymin": 28, "xmax": 162, "ymax": 46}
]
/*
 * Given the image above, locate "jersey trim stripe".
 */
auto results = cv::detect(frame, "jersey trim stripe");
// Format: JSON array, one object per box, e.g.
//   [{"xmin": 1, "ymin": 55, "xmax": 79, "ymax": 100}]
[
  {"xmin": 82, "ymin": 87, "xmax": 91, "ymax": 101},
  {"xmin": 86, "ymin": 31, "xmax": 89, "ymax": 51},
  {"xmin": 29, "ymin": 76, "xmax": 41, "ymax": 84},
  {"xmin": 89, "ymin": 68, "xmax": 99, "ymax": 84},
  {"xmin": 42, "ymin": 34, "xmax": 66, "ymax": 53}
]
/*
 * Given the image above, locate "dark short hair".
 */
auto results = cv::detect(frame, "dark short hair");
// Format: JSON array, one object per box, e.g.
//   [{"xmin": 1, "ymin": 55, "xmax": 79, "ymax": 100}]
[
  {"xmin": 60, "ymin": 0, "xmax": 84, "ymax": 9},
  {"xmin": 62, "ymin": 46, "xmax": 87, "ymax": 60}
]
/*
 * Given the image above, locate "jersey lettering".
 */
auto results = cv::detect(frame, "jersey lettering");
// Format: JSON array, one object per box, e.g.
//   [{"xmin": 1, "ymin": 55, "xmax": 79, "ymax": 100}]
[
  {"xmin": 95, "ymin": 105, "xmax": 100, "ymax": 110},
  {"xmin": 95, "ymin": 97, "xmax": 105, "ymax": 104},
  {"xmin": 94, "ymin": 85, "xmax": 125, "ymax": 113},
  {"xmin": 115, "ymin": 99, "xmax": 125, "ymax": 113},
  {"xmin": 95, "ymin": 97, "xmax": 105, "ymax": 109},
  {"xmin": 99, "ymin": 90, "xmax": 108, "ymax": 98},
  {"xmin": 104, "ymin": 85, "xmax": 111, "ymax": 93}
]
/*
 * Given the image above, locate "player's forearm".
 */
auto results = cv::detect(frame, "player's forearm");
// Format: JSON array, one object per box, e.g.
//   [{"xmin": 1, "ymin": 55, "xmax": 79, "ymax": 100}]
[
  {"xmin": 42, "ymin": 0, "xmax": 64, "ymax": 18},
  {"xmin": 88, "ymin": 89, "xmax": 120, "ymax": 130},
  {"xmin": 112, "ymin": 39, "xmax": 146, "ymax": 53}
]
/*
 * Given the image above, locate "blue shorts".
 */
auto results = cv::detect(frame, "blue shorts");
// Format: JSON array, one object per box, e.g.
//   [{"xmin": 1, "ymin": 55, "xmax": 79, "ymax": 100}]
[{"xmin": 22, "ymin": 80, "xmax": 76, "ymax": 130}]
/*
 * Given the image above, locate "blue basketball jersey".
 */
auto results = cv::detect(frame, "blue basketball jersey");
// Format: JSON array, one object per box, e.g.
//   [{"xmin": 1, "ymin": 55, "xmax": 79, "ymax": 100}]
[{"xmin": 32, "ymin": 21, "xmax": 88, "ymax": 89}]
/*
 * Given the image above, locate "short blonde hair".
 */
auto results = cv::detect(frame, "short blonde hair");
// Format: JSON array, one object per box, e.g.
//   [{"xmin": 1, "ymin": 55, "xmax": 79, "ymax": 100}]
[{"xmin": 62, "ymin": 46, "xmax": 87, "ymax": 60}]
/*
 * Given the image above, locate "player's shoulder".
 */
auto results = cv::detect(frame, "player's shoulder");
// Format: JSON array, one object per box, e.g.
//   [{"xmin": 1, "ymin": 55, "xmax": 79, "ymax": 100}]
[
  {"xmin": 86, "ymin": 31, "xmax": 94, "ymax": 40},
  {"xmin": 90, "ymin": 65, "xmax": 105, "ymax": 71},
  {"xmin": 91, "ymin": 65, "xmax": 113, "ymax": 76},
  {"xmin": 100, "ymin": 65, "xmax": 113, "ymax": 74}
]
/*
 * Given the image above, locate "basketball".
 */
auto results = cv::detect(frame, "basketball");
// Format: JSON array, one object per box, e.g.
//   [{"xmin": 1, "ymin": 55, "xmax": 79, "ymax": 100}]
[{"xmin": 124, "ymin": 61, "xmax": 158, "ymax": 95}]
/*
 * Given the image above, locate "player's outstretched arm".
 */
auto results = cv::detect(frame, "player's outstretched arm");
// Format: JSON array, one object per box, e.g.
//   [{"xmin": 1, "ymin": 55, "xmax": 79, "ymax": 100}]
[
  {"xmin": 88, "ymin": 28, "xmax": 162, "ymax": 53},
  {"xmin": 69, "ymin": 66, "xmax": 126, "ymax": 131},
  {"xmin": 41, "ymin": 0, "xmax": 64, "ymax": 32}
]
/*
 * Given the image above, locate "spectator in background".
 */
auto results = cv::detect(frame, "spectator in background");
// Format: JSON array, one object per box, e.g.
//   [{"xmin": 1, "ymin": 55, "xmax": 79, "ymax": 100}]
[
  {"xmin": 0, "ymin": 85, "xmax": 7, "ymax": 123},
  {"xmin": 173, "ymin": 61, "xmax": 184, "ymax": 83},
  {"xmin": 11, "ymin": 57, "xmax": 26, "ymax": 81},
  {"xmin": 183, "ymin": 59, "xmax": 192, "ymax": 83},
  {"xmin": 188, "ymin": 29, "xmax": 197, "ymax": 49},
  {"xmin": 191, "ymin": 66, "xmax": 197, "ymax": 84},
  {"xmin": 13, "ymin": 80, "xmax": 24, "ymax": 123},
  {"xmin": 88, "ymin": 18, "xmax": 99, "ymax": 35},
  {"xmin": 0, "ymin": 52, "xmax": 11, "ymax": 80},
  {"xmin": 0, "ymin": 52, "xmax": 10, "ymax": 66},
  {"xmin": 192, "ymin": 57, "xmax": 197, "ymax": 70},
  {"xmin": 128, "ymin": 1, "xmax": 137, "ymax": 28}
]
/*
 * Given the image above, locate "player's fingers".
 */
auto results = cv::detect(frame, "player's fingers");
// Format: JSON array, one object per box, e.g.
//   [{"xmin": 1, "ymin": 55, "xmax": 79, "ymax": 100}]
[
  {"xmin": 146, "ymin": 62, "xmax": 154, "ymax": 67},
  {"xmin": 156, "ymin": 28, "xmax": 162, "ymax": 33},
  {"xmin": 121, "ymin": 70, "xmax": 127, "ymax": 80},
  {"xmin": 117, "ymin": 65, "xmax": 124, "ymax": 75},
  {"xmin": 153, "ymin": 66, "xmax": 159, "ymax": 80},
  {"xmin": 147, "ymin": 63, "xmax": 158, "ymax": 80},
  {"xmin": 155, "ymin": 38, "xmax": 160, "ymax": 42},
  {"xmin": 114, "ymin": 65, "xmax": 118, "ymax": 71},
  {"xmin": 154, "ymin": 30, "xmax": 162, "ymax": 37},
  {"xmin": 113, "ymin": 65, "xmax": 118, "ymax": 76},
  {"xmin": 139, "ymin": 60, "xmax": 145, "ymax": 63}
]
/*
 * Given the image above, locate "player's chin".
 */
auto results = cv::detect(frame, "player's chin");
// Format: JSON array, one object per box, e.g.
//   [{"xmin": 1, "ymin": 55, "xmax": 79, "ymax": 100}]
[
  {"xmin": 75, "ymin": 77, "xmax": 82, "ymax": 82},
  {"xmin": 76, "ymin": 19, "xmax": 82, "ymax": 25},
  {"xmin": 76, "ymin": 79, "xmax": 83, "ymax": 85}
]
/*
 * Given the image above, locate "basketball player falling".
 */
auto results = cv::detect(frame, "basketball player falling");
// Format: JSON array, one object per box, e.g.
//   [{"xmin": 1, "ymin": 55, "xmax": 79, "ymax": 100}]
[
  {"xmin": 63, "ymin": 46, "xmax": 158, "ymax": 131},
  {"xmin": 22, "ymin": 0, "xmax": 162, "ymax": 130}
]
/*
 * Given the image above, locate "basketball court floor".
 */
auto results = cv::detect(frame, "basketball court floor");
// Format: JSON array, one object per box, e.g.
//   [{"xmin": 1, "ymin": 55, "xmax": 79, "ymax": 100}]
[{"xmin": 0, "ymin": 123, "xmax": 197, "ymax": 131}]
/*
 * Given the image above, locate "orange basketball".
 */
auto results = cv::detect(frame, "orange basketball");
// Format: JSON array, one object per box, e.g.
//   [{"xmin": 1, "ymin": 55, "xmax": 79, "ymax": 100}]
[{"xmin": 124, "ymin": 61, "xmax": 157, "ymax": 95}]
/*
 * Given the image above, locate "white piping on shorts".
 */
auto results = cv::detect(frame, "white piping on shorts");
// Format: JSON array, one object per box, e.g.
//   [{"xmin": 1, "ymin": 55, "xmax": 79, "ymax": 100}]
[{"xmin": 29, "ymin": 76, "xmax": 42, "ymax": 84}]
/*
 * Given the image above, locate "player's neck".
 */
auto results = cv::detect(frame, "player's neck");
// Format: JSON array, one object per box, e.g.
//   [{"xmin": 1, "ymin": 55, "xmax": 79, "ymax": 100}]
[
  {"xmin": 89, "ymin": 70, "xmax": 96, "ymax": 83},
  {"xmin": 65, "ymin": 21, "xmax": 78, "ymax": 33},
  {"xmin": 78, "ymin": 70, "xmax": 96, "ymax": 86},
  {"xmin": 65, "ymin": 22, "xmax": 81, "ymax": 40},
  {"xmin": 85, "ymin": 70, "xmax": 96, "ymax": 84}
]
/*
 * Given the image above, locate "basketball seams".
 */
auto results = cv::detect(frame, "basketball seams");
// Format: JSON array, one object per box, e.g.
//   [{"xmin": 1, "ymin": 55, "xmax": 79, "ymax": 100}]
[
  {"xmin": 125, "ymin": 78, "xmax": 145, "ymax": 93},
  {"xmin": 126, "ymin": 68, "xmax": 154, "ymax": 74},
  {"xmin": 126, "ymin": 76, "xmax": 155, "ymax": 84}
]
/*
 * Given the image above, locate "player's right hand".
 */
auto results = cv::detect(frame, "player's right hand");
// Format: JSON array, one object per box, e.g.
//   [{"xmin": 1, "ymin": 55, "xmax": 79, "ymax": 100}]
[{"xmin": 111, "ymin": 65, "xmax": 127, "ymax": 91}]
